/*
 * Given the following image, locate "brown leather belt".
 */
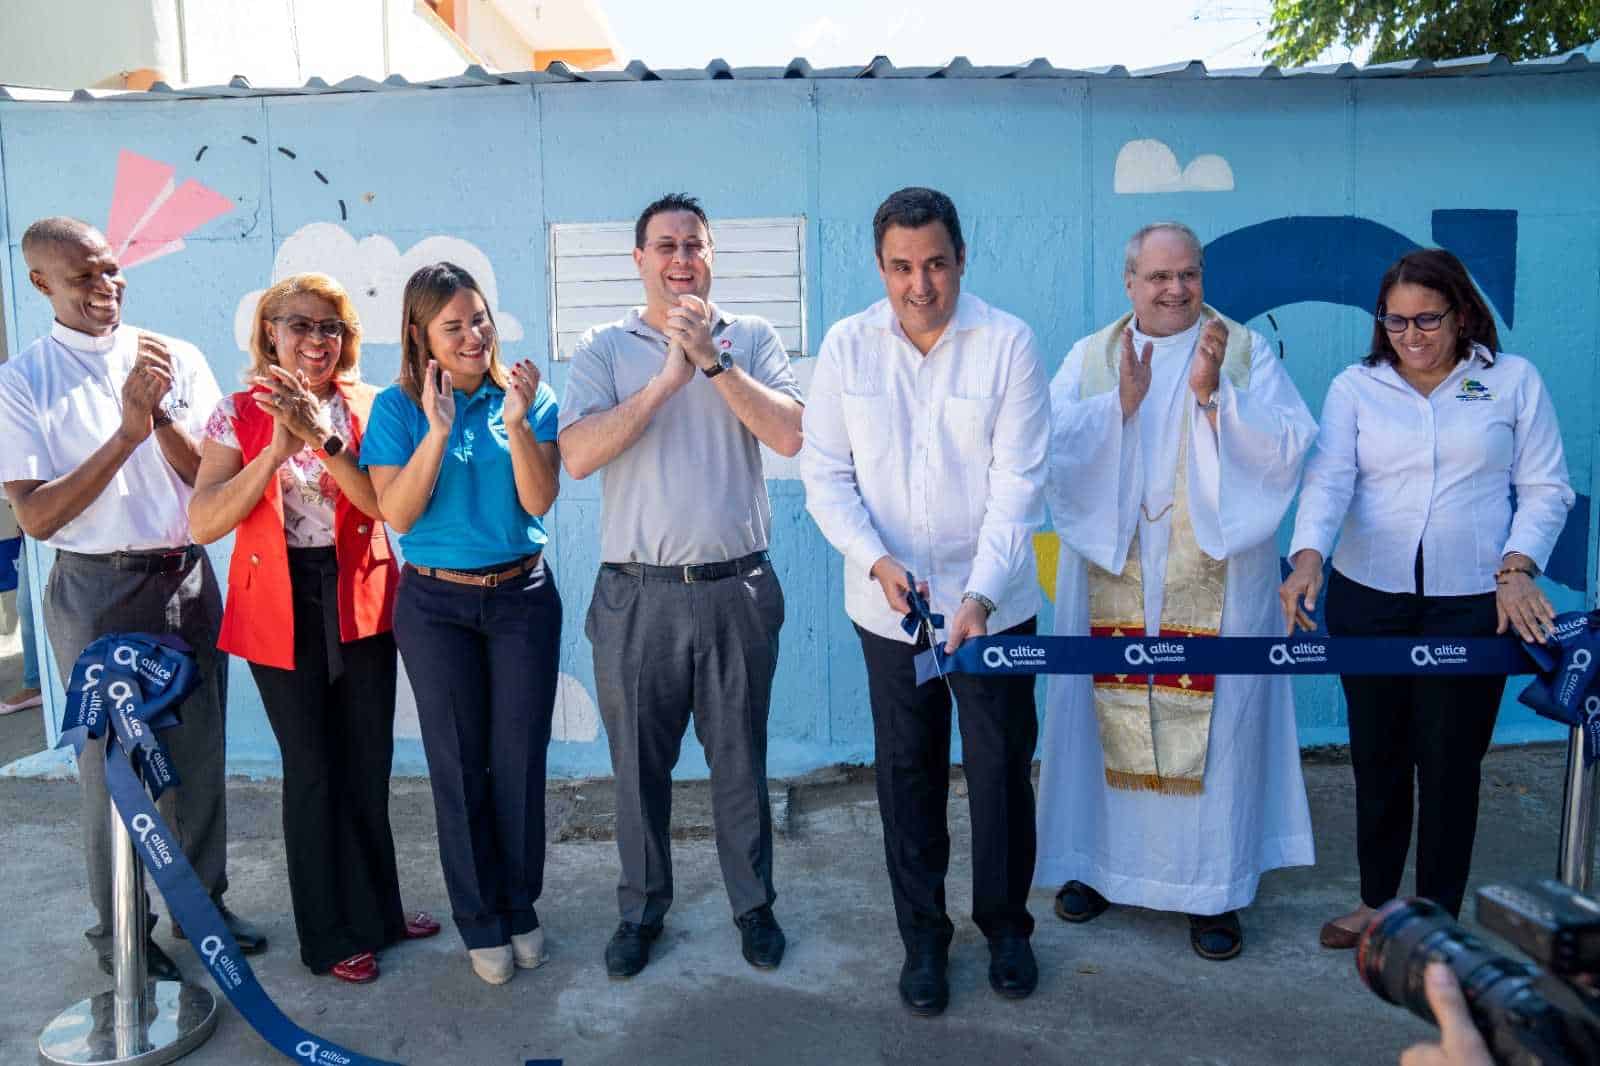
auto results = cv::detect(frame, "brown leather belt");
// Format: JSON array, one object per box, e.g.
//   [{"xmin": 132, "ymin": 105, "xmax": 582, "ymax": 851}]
[{"xmin": 408, "ymin": 552, "xmax": 541, "ymax": 589}]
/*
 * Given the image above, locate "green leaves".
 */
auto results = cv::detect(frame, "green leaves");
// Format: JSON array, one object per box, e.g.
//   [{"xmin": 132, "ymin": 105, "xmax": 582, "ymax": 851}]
[{"xmin": 1265, "ymin": 0, "xmax": 1600, "ymax": 66}]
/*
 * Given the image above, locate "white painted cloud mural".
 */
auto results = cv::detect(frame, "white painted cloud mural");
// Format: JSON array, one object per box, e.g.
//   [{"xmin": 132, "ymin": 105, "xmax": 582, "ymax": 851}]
[
  {"xmin": 1114, "ymin": 139, "xmax": 1235, "ymax": 194},
  {"xmin": 234, "ymin": 222, "xmax": 524, "ymax": 350}
]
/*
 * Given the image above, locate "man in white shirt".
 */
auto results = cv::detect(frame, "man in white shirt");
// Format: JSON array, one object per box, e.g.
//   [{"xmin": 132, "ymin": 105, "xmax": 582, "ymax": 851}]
[
  {"xmin": 803, "ymin": 187, "xmax": 1049, "ymax": 1016},
  {"xmin": 1035, "ymin": 222, "xmax": 1317, "ymax": 960},
  {"xmin": 0, "ymin": 217, "xmax": 264, "ymax": 979}
]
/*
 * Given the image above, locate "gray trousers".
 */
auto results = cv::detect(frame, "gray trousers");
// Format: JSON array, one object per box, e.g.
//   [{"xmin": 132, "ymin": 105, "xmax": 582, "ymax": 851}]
[
  {"xmin": 586, "ymin": 560, "xmax": 783, "ymax": 926},
  {"xmin": 44, "ymin": 549, "xmax": 229, "ymax": 952}
]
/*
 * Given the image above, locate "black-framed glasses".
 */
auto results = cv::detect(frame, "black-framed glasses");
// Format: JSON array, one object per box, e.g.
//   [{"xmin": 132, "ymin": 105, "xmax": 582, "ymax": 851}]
[
  {"xmin": 1377, "ymin": 307, "xmax": 1453, "ymax": 334},
  {"xmin": 271, "ymin": 315, "xmax": 349, "ymax": 340}
]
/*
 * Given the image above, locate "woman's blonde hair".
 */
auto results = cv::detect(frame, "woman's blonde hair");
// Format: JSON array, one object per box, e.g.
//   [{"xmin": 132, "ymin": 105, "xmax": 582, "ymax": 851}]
[
  {"xmin": 248, "ymin": 272, "xmax": 363, "ymax": 385},
  {"xmin": 397, "ymin": 261, "xmax": 509, "ymax": 405}
]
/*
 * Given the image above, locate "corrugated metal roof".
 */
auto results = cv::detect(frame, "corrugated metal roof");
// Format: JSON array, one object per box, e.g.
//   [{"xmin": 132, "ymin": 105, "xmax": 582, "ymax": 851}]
[{"xmin": 2, "ymin": 48, "xmax": 1597, "ymax": 102}]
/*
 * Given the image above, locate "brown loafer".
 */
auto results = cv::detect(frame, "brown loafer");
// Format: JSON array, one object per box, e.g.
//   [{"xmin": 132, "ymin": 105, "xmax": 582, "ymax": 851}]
[{"xmin": 1319, "ymin": 920, "xmax": 1362, "ymax": 949}]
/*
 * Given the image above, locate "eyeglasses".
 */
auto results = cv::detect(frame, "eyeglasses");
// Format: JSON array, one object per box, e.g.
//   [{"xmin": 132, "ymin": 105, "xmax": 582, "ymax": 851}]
[
  {"xmin": 1377, "ymin": 307, "xmax": 1453, "ymax": 334},
  {"xmin": 647, "ymin": 239, "xmax": 711, "ymax": 260},
  {"xmin": 271, "ymin": 316, "xmax": 349, "ymax": 340},
  {"xmin": 1139, "ymin": 269, "xmax": 1202, "ymax": 286}
]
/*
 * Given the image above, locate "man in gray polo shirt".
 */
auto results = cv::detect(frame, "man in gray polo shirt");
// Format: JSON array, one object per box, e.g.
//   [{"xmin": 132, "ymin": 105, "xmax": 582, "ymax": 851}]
[{"xmin": 560, "ymin": 193, "xmax": 804, "ymax": 978}]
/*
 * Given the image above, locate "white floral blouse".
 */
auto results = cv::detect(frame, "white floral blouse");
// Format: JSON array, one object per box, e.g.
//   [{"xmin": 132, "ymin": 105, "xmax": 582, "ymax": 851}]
[{"xmin": 203, "ymin": 391, "xmax": 354, "ymax": 548}]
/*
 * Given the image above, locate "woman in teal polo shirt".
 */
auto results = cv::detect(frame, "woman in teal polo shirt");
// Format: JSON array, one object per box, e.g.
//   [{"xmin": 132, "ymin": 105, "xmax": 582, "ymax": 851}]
[{"xmin": 361, "ymin": 261, "xmax": 561, "ymax": 986}]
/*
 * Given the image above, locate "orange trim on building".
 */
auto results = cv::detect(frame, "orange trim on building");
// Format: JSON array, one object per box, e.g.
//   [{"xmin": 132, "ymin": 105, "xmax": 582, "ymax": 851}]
[{"xmin": 534, "ymin": 47, "xmax": 615, "ymax": 71}]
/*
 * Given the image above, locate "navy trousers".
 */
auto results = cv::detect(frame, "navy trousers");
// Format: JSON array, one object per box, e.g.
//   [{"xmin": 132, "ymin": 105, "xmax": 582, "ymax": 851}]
[{"xmin": 393, "ymin": 556, "xmax": 561, "ymax": 949}]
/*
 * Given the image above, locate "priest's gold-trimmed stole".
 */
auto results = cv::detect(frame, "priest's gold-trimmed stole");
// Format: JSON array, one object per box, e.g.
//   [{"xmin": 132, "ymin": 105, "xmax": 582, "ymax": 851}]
[{"xmin": 1077, "ymin": 307, "xmax": 1252, "ymax": 795}]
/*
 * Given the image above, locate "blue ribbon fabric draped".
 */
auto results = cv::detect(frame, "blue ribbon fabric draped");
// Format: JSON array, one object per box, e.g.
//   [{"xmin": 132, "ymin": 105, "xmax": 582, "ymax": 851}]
[{"xmin": 58, "ymin": 633, "xmax": 403, "ymax": 1066}]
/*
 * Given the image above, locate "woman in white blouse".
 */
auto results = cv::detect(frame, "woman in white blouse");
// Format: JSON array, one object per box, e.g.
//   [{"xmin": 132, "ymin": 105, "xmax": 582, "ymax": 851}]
[{"xmin": 1280, "ymin": 248, "xmax": 1573, "ymax": 948}]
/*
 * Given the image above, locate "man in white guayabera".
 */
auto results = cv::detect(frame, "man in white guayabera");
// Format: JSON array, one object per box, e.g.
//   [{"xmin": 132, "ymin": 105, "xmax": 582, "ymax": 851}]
[
  {"xmin": 0, "ymin": 216, "xmax": 265, "ymax": 981},
  {"xmin": 1034, "ymin": 221, "xmax": 1317, "ymax": 961}
]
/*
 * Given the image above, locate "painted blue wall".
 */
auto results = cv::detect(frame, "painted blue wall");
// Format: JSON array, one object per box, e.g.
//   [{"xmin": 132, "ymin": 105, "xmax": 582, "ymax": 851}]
[{"xmin": 2, "ymin": 71, "xmax": 1596, "ymax": 777}]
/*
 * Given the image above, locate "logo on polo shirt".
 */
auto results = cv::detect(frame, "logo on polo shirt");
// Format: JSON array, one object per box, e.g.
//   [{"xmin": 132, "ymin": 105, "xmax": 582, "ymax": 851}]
[
  {"xmin": 1457, "ymin": 378, "xmax": 1493, "ymax": 402},
  {"xmin": 718, "ymin": 337, "xmax": 733, "ymax": 351}
]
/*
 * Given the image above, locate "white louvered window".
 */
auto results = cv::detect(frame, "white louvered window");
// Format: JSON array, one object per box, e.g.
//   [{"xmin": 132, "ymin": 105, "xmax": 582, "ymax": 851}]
[{"xmin": 549, "ymin": 217, "xmax": 807, "ymax": 361}]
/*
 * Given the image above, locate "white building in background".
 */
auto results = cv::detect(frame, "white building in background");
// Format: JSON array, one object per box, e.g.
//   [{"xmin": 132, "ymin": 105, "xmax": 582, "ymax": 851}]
[{"xmin": 0, "ymin": 0, "xmax": 622, "ymax": 90}]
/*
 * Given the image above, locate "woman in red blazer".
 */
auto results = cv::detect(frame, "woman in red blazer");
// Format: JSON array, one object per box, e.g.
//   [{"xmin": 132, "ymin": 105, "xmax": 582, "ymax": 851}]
[{"xmin": 189, "ymin": 272, "xmax": 437, "ymax": 984}]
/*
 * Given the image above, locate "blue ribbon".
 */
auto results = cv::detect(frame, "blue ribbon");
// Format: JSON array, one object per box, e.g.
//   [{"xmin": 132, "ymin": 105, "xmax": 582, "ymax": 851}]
[
  {"xmin": 915, "ymin": 633, "xmax": 1541, "ymax": 686},
  {"xmin": 59, "ymin": 635, "xmax": 403, "ymax": 1066},
  {"xmin": 1516, "ymin": 611, "xmax": 1600, "ymax": 765},
  {"xmin": 917, "ymin": 623, "xmax": 1600, "ymax": 763}
]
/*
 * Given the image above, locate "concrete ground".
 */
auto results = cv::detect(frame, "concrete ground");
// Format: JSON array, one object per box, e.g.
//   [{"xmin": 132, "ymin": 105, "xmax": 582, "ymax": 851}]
[{"xmin": 0, "ymin": 624, "xmax": 1581, "ymax": 1065}]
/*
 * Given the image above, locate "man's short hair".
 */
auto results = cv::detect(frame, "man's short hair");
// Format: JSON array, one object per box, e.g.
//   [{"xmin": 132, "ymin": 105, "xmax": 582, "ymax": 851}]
[
  {"xmin": 634, "ymin": 193, "xmax": 711, "ymax": 249},
  {"xmin": 21, "ymin": 216, "xmax": 101, "ymax": 265},
  {"xmin": 872, "ymin": 187, "xmax": 965, "ymax": 261},
  {"xmin": 1123, "ymin": 222, "xmax": 1204, "ymax": 277}
]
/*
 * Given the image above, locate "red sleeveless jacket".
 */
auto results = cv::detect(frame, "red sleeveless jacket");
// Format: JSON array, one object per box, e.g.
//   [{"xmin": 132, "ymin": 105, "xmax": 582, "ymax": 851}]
[{"xmin": 215, "ymin": 381, "xmax": 397, "ymax": 669}]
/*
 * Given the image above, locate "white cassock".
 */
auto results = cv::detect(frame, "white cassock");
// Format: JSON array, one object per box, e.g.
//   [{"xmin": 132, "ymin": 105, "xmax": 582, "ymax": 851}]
[{"xmin": 1034, "ymin": 316, "xmax": 1318, "ymax": 914}]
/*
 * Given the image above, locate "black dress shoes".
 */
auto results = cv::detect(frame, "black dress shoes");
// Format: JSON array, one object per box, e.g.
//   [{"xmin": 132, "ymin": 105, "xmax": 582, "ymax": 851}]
[
  {"xmin": 898, "ymin": 941, "xmax": 950, "ymax": 1017},
  {"xmin": 173, "ymin": 905, "xmax": 268, "ymax": 955},
  {"xmin": 98, "ymin": 939, "xmax": 181, "ymax": 982},
  {"xmin": 604, "ymin": 920, "xmax": 664, "ymax": 978},
  {"xmin": 987, "ymin": 935, "xmax": 1039, "ymax": 999},
  {"xmin": 735, "ymin": 906, "xmax": 786, "ymax": 969}
]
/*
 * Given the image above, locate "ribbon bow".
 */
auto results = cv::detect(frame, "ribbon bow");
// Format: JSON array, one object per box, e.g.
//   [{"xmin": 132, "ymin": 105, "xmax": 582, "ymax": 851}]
[
  {"xmin": 58, "ymin": 633, "xmax": 197, "ymax": 798},
  {"xmin": 1517, "ymin": 611, "xmax": 1600, "ymax": 765}
]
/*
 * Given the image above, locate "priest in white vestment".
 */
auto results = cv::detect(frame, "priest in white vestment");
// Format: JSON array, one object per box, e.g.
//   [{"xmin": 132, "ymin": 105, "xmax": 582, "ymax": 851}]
[{"xmin": 1034, "ymin": 222, "xmax": 1317, "ymax": 960}]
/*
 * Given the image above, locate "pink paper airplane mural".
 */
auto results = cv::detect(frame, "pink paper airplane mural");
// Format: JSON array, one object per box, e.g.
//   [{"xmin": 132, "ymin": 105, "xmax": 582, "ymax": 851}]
[{"xmin": 105, "ymin": 150, "xmax": 235, "ymax": 269}]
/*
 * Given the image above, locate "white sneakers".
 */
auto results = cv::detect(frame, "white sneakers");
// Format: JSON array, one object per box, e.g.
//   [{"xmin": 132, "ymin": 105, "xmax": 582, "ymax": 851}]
[
  {"xmin": 512, "ymin": 928, "xmax": 546, "ymax": 970},
  {"xmin": 468, "ymin": 945, "xmax": 513, "ymax": 985},
  {"xmin": 469, "ymin": 928, "xmax": 546, "ymax": 984}
]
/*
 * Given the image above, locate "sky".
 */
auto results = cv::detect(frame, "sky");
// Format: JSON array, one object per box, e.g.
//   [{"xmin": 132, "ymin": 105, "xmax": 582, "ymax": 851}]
[{"xmin": 598, "ymin": 0, "xmax": 1364, "ymax": 72}]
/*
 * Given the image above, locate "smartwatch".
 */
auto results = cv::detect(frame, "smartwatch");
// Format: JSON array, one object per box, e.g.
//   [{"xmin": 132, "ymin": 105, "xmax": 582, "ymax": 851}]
[{"xmin": 318, "ymin": 434, "xmax": 346, "ymax": 459}]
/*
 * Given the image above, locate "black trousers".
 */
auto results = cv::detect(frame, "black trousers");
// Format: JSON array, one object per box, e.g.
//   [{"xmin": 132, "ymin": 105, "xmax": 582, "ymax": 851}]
[
  {"xmin": 248, "ymin": 547, "xmax": 405, "ymax": 972},
  {"xmin": 1324, "ymin": 567, "xmax": 1502, "ymax": 918},
  {"xmin": 393, "ymin": 557, "xmax": 561, "ymax": 950},
  {"xmin": 856, "ymin": 617, "xmax": 1039, "ymax": 949}
]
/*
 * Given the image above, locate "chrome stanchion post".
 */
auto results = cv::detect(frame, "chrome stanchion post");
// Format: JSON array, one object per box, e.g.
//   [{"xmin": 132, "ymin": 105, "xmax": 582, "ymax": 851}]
[
  {"xmin": 38, "ymin": 769, "xmax": 219, "ymax": 1064},
  {"xmin": 111, "ymin": 799, "xmax": 148, "ymax": 1056},
  {"xmin": 1557, "ymin": 725, "xmax": 1599, "ymax": 892}
]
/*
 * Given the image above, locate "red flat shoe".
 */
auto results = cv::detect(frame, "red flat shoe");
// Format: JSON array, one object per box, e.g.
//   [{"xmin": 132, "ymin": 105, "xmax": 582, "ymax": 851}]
[
  {"xmin": 404, "ymin": 911, "xmax": 441, "ymax": 939},
  {"xmin": 331, "ymin": 952, "xmax": 378, "ymax": 984}
]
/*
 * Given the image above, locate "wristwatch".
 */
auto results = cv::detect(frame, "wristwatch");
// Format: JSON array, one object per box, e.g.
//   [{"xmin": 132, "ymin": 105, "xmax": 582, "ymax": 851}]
[
  {"xmin": 318, "ymin": 434, "xmax": 345, "ymax": 459},
  {"xmin": 962, "ymin": 590, "xmax": 997, "ymax": 617},
  {"xmin": 703, "ymin": 350, "xmax": 734, "ymax": 379},
  {"xmin": 1197, "ymin": 390, "xmax": 1219, "ymax": 412}
]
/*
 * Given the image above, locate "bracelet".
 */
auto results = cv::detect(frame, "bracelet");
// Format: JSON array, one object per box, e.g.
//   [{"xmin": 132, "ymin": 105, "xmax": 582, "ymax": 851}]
[
  {"xmin": 1495, "ymin": 566, "xmax": 1535, "ymax": 584},
  {"xmin": 961, "ymin": 590, "xmax": 997, "ymax": 617}
]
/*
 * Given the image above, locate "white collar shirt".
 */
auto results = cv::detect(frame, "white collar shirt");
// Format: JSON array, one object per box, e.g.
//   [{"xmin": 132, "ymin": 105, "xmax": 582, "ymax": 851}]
[
  {"xmin": 802, "ymin": 292, "xmax": 1049, "ymax": 643},
  {"xmin": 1289, "ymin": 345, "xmax": 1573, "ymax": 596},
  {"xmin": 0, "ymin": 322, "xmax": 222, "ymax": 553}
]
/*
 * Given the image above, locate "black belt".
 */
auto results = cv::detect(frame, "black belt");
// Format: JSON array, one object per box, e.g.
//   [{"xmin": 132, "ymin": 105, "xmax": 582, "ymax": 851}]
[
  {"xmin": 59, "ymin": 545, "xmax": 200, "ymax": 575},
  {"xmin": 603, "ymin": 550, "xmax": 768, "ymax": 584}
]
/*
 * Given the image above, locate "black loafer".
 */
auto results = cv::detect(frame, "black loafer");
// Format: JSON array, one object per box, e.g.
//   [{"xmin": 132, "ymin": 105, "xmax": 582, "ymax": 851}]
[
  {"xmin": 99, "ymin": 939, "xmax": 181, "ymax": 982},
  {"xmin": 898, "ymin": 942, "xmax": 949, "ymax": 1017},
  {"xmin": 1188, "ymin": 911, "xmax": 1244, "ymax": 961},
  {"xmin": 1054, "ymin": 880, "xmax": 1110, "ymax": 924},
  {"xmin": 174, "ymin": 905, "xmax": 268, "ymax": 955},
  {"xmin": 987, "ymin": 935, "xmax": 1038, "ymax": 999},
  {"xmin": 735, "ymin": 906, "xmax": 786, "ymax": 970},
  {"xmin": 604, "ymin": 920, "xmax": 664, "ymax": 978}
]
